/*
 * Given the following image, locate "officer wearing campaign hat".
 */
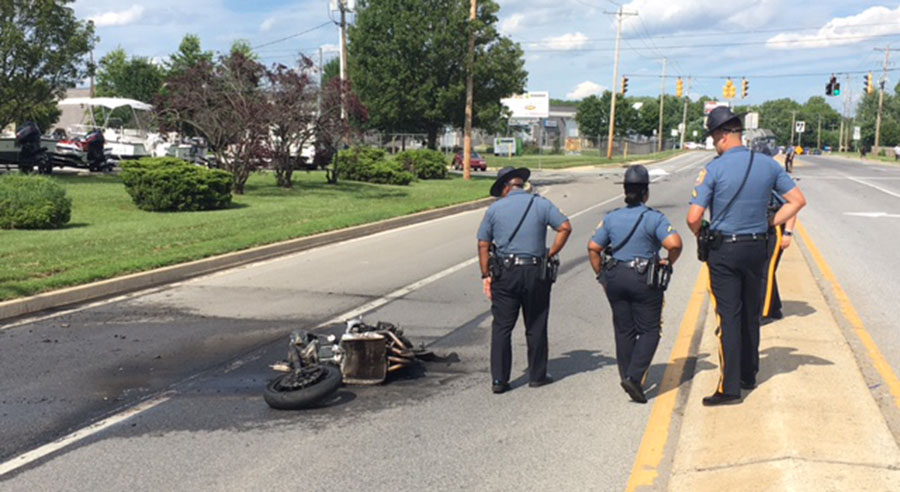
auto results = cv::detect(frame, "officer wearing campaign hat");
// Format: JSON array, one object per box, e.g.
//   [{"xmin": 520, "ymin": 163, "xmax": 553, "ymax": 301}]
[
  {"xmin": 477, "ymin": 166, "xmax": 572, "ymax": 394},
  {"xmin": 687, "ymin": 106, "xmax": 807, "ymax": 406},
  {"xmin": 588, "ymin": 165, "xmax": 683, "ymax": 403}
]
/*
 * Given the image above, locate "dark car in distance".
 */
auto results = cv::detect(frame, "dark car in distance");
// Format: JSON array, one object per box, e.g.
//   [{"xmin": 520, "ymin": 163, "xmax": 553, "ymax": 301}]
[{"xmin": 452, "ymin": 152, "xmax": 486, "ymax": 171}]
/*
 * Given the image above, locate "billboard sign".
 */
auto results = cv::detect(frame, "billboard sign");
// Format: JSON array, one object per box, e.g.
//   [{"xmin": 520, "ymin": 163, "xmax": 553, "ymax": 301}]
[{"xmin": 502, "ymin": 92, "xmax": 550, "ymax": 119}]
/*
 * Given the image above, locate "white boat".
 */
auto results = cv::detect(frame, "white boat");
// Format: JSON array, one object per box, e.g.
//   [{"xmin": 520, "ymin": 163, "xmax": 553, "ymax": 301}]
[{"xmin": 57, "ymin": 97, "xmax": 163, "ymax": 160}]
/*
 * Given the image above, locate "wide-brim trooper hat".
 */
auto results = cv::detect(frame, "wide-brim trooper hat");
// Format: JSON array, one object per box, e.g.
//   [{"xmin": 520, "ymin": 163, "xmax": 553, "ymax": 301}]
[
  {"xmin": 705, "ymin": 106, "xmax": 744, "ymax": 136},
  {"xmin": 615, "ymin": 164, "xmax": 650, "ymax": 185},
  {"xmin": 490, "ymin": 166, "xmax": 531, "ymax": 197}
]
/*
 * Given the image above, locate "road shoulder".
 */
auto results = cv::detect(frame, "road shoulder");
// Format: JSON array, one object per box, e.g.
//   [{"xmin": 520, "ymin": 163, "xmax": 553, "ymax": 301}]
[{"xmin": 666, "ymin": 239, "xmax": 900, "ymax": 490}]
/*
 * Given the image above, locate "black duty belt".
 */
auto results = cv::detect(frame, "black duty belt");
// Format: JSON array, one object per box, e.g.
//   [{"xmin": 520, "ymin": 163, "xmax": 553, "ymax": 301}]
[
  {"xmin": 499, "ymin": 255, "xmax": 542, "ymax": 266},
  {"xmin": 720, "ymin": 232, "xmax": 768, "ymax": 243}
]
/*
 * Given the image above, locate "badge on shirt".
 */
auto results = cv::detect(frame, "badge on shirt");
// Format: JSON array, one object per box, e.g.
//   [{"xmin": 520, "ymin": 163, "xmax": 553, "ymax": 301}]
[{"xmin": 695, "ymin": 169, "xmax": 707, "ymax": 186}]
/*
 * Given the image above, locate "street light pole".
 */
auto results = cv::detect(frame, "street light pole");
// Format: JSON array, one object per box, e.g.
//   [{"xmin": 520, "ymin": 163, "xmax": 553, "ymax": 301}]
[
  {"xmin": 657, "ymin": 57, "xmax": 666, "ymax": 153},
  {"xmin": 874, "ymin": 46, "xmax": 890, "ymax": 155}
]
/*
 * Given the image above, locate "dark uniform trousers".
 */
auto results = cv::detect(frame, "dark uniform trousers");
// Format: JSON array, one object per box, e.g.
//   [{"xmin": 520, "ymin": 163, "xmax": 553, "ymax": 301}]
[
  {"xmin": 708, "ymin": 240, "xmax": 768, "ymax": 395},
  {"xmin": 490, "ymin": 264, "xmax": 551, "ymax": 383},
  {"xmin": 603, "ymin": 265, "xmax": 663, "ymax": 383},
  {"xmin": 761, "ymin": 224, "xmax": 784, "ymax": 317}
]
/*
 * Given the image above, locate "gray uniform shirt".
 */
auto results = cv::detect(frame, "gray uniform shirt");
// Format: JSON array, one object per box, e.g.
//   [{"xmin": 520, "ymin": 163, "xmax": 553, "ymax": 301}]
[
  {"xmin": 690, "ymin": 146, "xmax": 796, "ymax": 234},
  {"xmin": 592, "ymin": 204, "xmax": 675, "ymax": 262},
  {"xmin": 477, "ymin": 190, "xmax": 568, "ymax": 257}
]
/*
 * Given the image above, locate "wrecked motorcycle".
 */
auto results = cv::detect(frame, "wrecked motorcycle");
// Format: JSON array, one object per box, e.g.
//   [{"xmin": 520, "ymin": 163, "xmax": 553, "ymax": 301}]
[{"xmin": 264, "ymin": 319, "xmax": 434, "ymax": 410}]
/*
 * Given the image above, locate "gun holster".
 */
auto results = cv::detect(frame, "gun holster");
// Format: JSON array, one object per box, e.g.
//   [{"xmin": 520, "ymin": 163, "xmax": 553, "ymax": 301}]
[
  {"xmin": 488, "ymin": 243, "xmax": 503, "ymax": 280},
  {"xmin": 647, "ymin": 255, "xmax": 674, "ymax": 291},
  {"xmin": 696, "ymin": 223, "xmax": 720, "ymax": 262},
  {"xmin": 540, "ymin": 250, "xmax": 560, "ymax": 283}
]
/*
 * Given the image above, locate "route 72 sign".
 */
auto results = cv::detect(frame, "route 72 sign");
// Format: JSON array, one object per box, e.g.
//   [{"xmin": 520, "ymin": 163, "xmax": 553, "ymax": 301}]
[{"xmin": 795, "ymin": 121, "xmax": 806, "ymax": 133}]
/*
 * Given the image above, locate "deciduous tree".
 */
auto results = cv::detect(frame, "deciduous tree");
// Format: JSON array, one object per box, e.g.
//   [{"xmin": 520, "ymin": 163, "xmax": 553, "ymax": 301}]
[{"xmin": 0, "ymin": 0, "xmax": 96, "ymax": 131}]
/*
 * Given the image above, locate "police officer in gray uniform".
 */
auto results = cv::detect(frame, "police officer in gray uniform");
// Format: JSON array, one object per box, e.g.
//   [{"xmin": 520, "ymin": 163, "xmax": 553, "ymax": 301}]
[
  {"xmin": 588, "ymin": 165, "xmax": 683, "ymax": 403},
  {"xmin": 477, "ymin": 167, "xmax": 572, "ymax": 394},
  {"xmin": 687, "ymin": 107, "xmax": 806, "ymax": 406}
]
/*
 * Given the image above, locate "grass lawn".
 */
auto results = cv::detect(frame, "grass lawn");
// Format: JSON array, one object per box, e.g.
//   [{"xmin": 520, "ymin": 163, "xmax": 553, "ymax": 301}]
[
  {"xmin": 483, "ymin": 149, "xmax": 687, "ymax": 170},
  {"xmin": 829, "ymin": 151, "xmax": 900, "ymax": 165},
  {"xmin": 0, "ymin": 171, "xmax": 492, "ymax": 301}
]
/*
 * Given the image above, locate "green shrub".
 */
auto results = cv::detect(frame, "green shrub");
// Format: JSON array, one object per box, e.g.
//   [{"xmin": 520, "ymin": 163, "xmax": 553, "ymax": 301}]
[
  {"xmin": 395, "ymin": 149, "xmax": 448, "ymax": 179},
  {"xmin": 0, "ymin": 174, "xmax": 72, "ymax": 229},
  {"xmin": 336, "ymin": 147, "xmax": 413, "ymax": 185},
  {"xmin": 121, "ymin": 157, "xmax": 234, "ymax": 212}
]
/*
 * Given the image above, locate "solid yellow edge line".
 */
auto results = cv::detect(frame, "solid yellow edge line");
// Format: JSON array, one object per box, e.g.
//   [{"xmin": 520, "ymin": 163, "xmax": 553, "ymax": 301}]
[
  {"xmin": 626, "ymin": 265, "xmax": 709, "ymax": 491},
  {"xmin": 796, "ymin": 221, "xmax": 900, "ymax": 410}
]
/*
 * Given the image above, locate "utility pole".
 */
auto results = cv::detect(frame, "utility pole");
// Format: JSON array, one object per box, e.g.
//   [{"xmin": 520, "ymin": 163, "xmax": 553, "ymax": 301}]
[
  {"xmin": 604, "ymin": 6, "xmax": 638, "ymax": 160},
  {"xmin": 89, "ymin": 51, "xmax": 95, "ymax": 97},
  {"xmin": 874, "ymin": 46, "xmax": 891, "ymax": 155},
  {"xmin": 790, "ymin": 110, "xmax": 796, "ymax": 147},
  {"xmin": 817, "ymin": 114, "xmax": 822, "ymax": 150},
  {"xmin": 317, "ymin": 47, "xmax": 324, "ymax": 118},
  {"xmin": 679, "ymin": 77, "xmax": 692, "ymax": 151},
  {"xmin": 462, "ymin": 0, "xmax": 477, "ymax": 180},
  {"xmin": 657, "ymin": 57, "xmax": 666, "ymax": 153},
  {"xmin": 338, "ymin": 0, "xmax": 349, "ymax": 123}
]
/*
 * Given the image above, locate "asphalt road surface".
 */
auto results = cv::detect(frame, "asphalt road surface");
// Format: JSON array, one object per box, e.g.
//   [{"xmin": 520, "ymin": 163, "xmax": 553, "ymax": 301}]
[
  {"xmin": 790, "ymin": 154, "xmax": 900, "ymax": 380},
  {"xmin": 9, "ymin": 150, "xmax": 891, "ymax": 490}
]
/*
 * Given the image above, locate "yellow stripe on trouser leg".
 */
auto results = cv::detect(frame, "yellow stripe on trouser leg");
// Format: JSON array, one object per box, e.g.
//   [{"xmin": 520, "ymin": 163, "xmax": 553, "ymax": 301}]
[
  {"xmin": 762, "ymin": 226, "xmax": 782, "ymax": 317},
  {"xmin": 706, "ymin": 273, "xmax": 725, "ymax": 394}
]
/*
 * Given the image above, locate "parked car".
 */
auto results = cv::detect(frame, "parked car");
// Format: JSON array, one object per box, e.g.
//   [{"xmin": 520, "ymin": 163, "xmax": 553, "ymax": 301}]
[{"xmin": 452, "ymin": 152, "xmax": 486, "ymax": 171}]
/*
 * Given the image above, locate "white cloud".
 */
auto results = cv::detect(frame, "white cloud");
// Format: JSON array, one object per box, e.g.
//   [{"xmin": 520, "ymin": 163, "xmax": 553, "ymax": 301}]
[
  {"xmin": 89, "ymin": 5, "xmax": 145, "ymax": 27},
  {"xmin": 567, "ymin": 81, "xmax": 606, "ymax": 99},
  {"xmin": 500, "ymin": 13, "xmax": 526, "ymax": 35},
  {"xmin": 260, "ymin": 17, "xmax": 277, "ymax": 32},
  {"xmin": 542, "ymin": 32, "xmax": 588, "ymax": 51},
  {"xmin": 620, "ymin": 0, "xmax": 780, "ymax": 33},
  {"xmin": 766, "ymin": 6, "xmax": 900, "ymax": 50}
]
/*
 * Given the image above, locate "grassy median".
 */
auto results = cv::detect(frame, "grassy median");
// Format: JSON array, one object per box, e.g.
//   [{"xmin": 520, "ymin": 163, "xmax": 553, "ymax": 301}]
[
  {"xmin": 0, "ymin": 171, "xmax": 492, "ymax": 301},
  {"xmin": 483, "ymin": 149, "xmax": 686, "ymax": 169}
]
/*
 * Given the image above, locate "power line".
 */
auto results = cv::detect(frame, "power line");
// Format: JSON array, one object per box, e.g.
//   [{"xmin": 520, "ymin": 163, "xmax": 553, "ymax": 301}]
[
  {"xmin": 523, "ymin": 32, "xmax": 900, "ymax": 52},
  {"xmin": 622, "ymin": 68, "xmax": 900, "ymax": 79},
  {"xmin": 512, "ymin": 21, "xmax": 900, "ymax": 44},
  {"xmin": 252, "ymin": 21, "xmax": 333, "ymax": 50}
]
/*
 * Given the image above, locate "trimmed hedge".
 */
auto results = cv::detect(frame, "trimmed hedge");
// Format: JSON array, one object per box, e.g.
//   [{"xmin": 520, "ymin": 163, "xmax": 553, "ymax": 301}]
[
  {"xmin": 336, "ymin": 147, "xmax": 414, "ymax": 185},
  {"xmin": 121, "ymin": 158, "xmax": 234, "ymax": 212},
  {"xmin": 0, "ymin": 174, "xmax": 72, "ymax": 229},
  {"xmin": 395, "ymin": 149, "xmax": 448, "ymax": 179}
]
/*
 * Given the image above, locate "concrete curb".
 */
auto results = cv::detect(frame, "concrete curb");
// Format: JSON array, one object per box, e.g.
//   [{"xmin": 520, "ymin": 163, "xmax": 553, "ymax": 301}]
[{"xmin": 0, "ymin": 197, "xmax": 494, "ymax": 323}]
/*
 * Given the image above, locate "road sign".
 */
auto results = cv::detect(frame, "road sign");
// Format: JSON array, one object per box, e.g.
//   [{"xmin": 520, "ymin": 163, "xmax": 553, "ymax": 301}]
[
  {"xmin": 704, "ymin": 101, "xmax": 728, "ymax": 114},
  {"xmin": 795, "ymin": 121, "xmax": 806, "ymax": 133},
  {"xmin": 744, "ymin": 112, "xmax": 759, "ymax": 130},
  {"xmin": 853, "ymin": 126, "xmax": 861, "ymax": 141},
  {"xmin": 671, "ymin": 129, "xmax": 679, "ymax": 137},
  {"xmin": 501, "ymin": 92, "xmax": 550, "ymax": 119}
]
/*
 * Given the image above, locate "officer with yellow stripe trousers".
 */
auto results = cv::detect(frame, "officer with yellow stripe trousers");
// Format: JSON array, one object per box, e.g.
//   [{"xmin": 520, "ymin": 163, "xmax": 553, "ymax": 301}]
[
  {"xmin": 687, "ymin": 107, "xmax": 806, "ymax": 406},
  {"xmin": 588, "ymin": 165, "xmax": 683, "ymax": 404},
  {"xmin": 761, "ymin": 191, "xmax": 798, "ymax": 321},
  {"xmin": 477, "ymin": 167, "xmax": 572, "ymax": 394}
]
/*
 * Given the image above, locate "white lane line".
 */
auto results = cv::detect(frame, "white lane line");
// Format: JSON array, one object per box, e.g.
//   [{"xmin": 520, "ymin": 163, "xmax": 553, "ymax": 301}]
[
  {"xmin": 0, "ymin": 393, "xmax": 172, "ymax": 478},
  {"xmin": 844, "ymin": 212, "xmax": 900, "ymax": 218},
  {"xmin": 847, "ymin": 176, "xmax": 900, "ymax": 199},
  {"xmin": 0, "ymin": 185, "xmax": 629, "ymax": 475}
]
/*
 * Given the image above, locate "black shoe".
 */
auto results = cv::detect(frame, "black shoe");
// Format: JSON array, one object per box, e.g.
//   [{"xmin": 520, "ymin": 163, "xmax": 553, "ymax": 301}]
[
  {"xmin": 528, "ymin": 375, "xmax": 554, "ymax": 388},
  {"xmin": 702, "ymin": 392, "xmax": 742, "ymax": 406},
  {"xmin": 492, "ymin": 380, "xmax": 510, "ymax": 394},
  {"xmin": 740, "ymin": 379, "xmax": 757, "ymax": 390},
  {"xmin": 621, "ymin": 378, "xmax": 647, "ymax": 404}
]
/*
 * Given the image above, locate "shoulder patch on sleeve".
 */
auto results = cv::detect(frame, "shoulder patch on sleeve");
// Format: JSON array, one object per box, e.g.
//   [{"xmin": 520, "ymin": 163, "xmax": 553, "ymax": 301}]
[{"xmin": 695, "ymin": 169, "xmax": 707, "ymax": 186}]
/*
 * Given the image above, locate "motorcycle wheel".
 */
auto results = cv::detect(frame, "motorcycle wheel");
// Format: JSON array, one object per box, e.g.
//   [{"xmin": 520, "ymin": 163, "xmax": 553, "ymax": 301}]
[{"xmin": 264, "ymin": 365, "xmax": 342, "ymax": 410}]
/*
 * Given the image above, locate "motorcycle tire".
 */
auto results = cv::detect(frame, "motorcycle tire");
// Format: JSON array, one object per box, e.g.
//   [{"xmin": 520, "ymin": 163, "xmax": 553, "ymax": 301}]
[{"xmin": 264, "ymin": 365, "xmax": 342, "ymax": 410}]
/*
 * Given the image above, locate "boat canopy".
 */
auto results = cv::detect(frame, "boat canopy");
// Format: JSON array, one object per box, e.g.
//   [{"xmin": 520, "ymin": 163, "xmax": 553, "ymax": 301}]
[{"xmin": 58, "ymin": 97, "xmax": 153, "ymax": 111}]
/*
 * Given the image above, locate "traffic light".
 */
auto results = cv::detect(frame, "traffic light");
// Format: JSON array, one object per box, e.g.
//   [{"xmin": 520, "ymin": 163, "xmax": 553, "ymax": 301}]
[
  {"xmin": 741, "ymin": 78, "xmax": 748, "ymax": 99},
  {"xmin": 826, "ymin": 75, "xmax": 840, "ymax": 96},
  {"xmin": 865, "ymin": 72, "xmax": 874, "ymax": 94},
  {"xmin": 676, "ymin": 77, "xmax": 683, "ymax": 98},
  {"xmin": 723, "ymin": 79, "xmax": 735, "ymax": 99},
  {"xmin": 621, "ymin": 76, "xmax": 629, "ymax": 95}
]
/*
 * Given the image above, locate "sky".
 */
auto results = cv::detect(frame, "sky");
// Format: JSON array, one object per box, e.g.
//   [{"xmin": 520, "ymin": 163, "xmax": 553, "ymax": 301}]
[{"xmin": 72, "ymin": 0, "xmax": 900, "ymax": 114}]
